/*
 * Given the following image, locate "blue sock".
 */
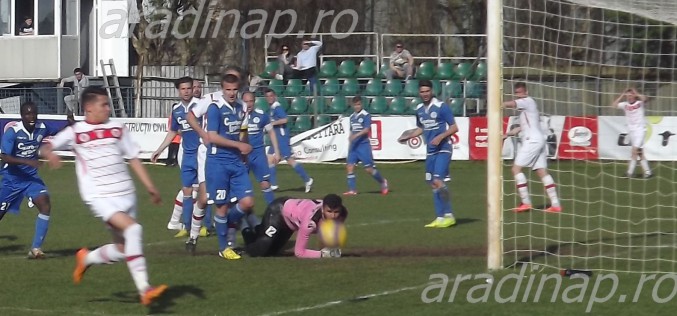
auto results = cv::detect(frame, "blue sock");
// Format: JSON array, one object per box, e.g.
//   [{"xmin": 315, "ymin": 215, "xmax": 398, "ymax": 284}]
[
  {"xmin": 438, "ymin": 185, "xmax": 454, "ymax": 215},
  {"xmin": 347, "ymin": 173, "xmax": 356, "ymax": 191},
  {"xmin": 203, "ymin": 204, "xmax": 213, "ymax": 228},
  {"xmin": 214, "ymin": 214, "xmax": 228, "ymax": 251},
  {"xmin": 32, "ymin": 213, "xmax": 50, "ymax": 249},
  {"xmin": 262, "ymin": 187, "xmax": 275, "ymax": 204},
  {"xmin": 432, "ymin": 189, "xmax": 445, "ymax": 217},
  {"xmin": 226, "ymin": 204, "xmax": 246, "ymax": 224},
  {"xmin": 292, "ymin": 163, "xmax": 310, "ymax": 182},
  {"xmin": 269, "ymin": 165, "xmax": 278, "ymax": 186},
  {"xmin": 182, "ymin": 196, "xmax": 194, "ymax": 229},
  {"xmin": 371, "ymin": 168, "xmax": 384, "ymax": 183}
]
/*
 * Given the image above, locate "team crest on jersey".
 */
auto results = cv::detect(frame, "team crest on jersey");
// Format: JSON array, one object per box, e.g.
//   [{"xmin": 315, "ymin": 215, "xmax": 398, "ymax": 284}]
[
  {"xmin": 253, "ymin": 117, "xmax": 260, "ymax": 124},
  {"xmin": 358, "ymin": 118, "xmax": 363, "ymax": 123},
  {"xmin": 430, "ymin": 112, "xmax": 438, "ymax": 119}
]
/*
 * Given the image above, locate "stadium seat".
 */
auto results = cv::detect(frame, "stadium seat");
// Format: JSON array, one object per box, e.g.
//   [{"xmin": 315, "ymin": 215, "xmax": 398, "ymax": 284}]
[
  {"xmin": 260, "ymin": 60, "xmax": 280, "ymax": 79},
  {"xmin": 435, "ymin": 62, "xmax": 455, "ymax": 80},
  {"xmin": 432, "ymin": 80, "xmax": 442, "ymax": 96},
  {"xmin": 369, "ymin": 96, "xmax": 388, "ymax": 114},
  {"xmin": 292, "ymin": 116, "xmax": 312, "ymax": 133},
  {"xmin": 319, "ymin": 60, "xmax": 338, "ymax": 78},
  {"xmin": 342, "ymin": 78, "xmax": 360, "ymax": 95},
  {"xmin": 321, "ymin": 78, "xmax": 340, "ymax": 96},
  {"xmin": 449, "ymin": 98, "xmax": 465, "ymax": 116},
  {"xmin": 363, "ymin": 79, "xmax": 383, "ymax": 96},
  {"xmin": 288, "ymin": 97, "xmax": 308, "ymax": 114},
  {"xmin": 268, "ymin": 79, "xmax": 284, "ymax": 96},
  {"xmin": 356, "ymin": 59, "xmax": 376, "ymax": 78},
  {"xmin": 277, "ymin": 97, "xmax": 290, "ymax": 112},
  {"xmin": 317, "ymin": 115, "xmax": 333, "ymax": 127},
  {"xmin": 337, "ymin": 60, "xmax": 357, "ymax": 78},
  {"xmin": 284, "ymin": 79, "xmax": 304, "ymax": 97},
  {"xmin": 388, "ymin": 97, "xmax": 407, "ymax": 114},
  {"xmin": 403, "ymin": 79, "xmax": 420, "ymax": 97},
  {"xmin": 453, "ymin": 63, "xmax": 473, "ymax": 80},
  {"xmin": 464, "ymin": 81, "xmax": 486, "ymax": 98},
  {"xmin": 327, "ymin": 96, "xmax": 348, "ymax": 114},
  {"xmin": 407, "ymin": 97, "xmax": 422, "ymax": 114},
  {"xmin": 383, "ymin": 79, "xmax": 403, "ymax": 96},
  {"xmin": 255, "ymin": 97, "xmax": 269, "ymax": 112},
  {"xmin": 376, "ymin": 63, "xmax": 389, "ymax": 79},
  {"xmin": 310, "ymin": 97, "xmax": 326, "ymax": 113},
  {"xmin": 471, "ymin": 62, "xmax": 487, "ymax": 80},
  {"xmin": 443, "ymin": 80, "xmax": 463, "ymax": 99},
  {"xmin": 416, "ymin": 62, "xmax": 435, "ymax": 80}
]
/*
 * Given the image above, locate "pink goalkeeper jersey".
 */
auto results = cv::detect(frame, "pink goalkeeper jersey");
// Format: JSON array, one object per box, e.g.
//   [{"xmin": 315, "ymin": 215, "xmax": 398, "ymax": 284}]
[
  {"xmin": 48, "ymin": 120, "xmax": 140, "ymax": 201},
  {"xmin": 282, "ymin": 199, "xmax": 324, "ymax": 258}
]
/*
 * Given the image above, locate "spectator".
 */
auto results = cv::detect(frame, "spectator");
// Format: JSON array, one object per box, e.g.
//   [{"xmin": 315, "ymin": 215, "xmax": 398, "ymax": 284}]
[
  {"xmin": 18, "ymin": 17, "xmax": 34, "ymax": 36},
  {"xmin": 387, "ymin": 42, "xmax": 414, "ymax": 80},
  {"xmin": 59, "ymin": 68, "xmax": 90, "ymax": 114},
  {"xmin": 275, "ymin": 44, "xmax": 295, "ymax": 81},
  {"xmin": 293, "ymin": 39, "xmax": 322, "ymax": 93}
]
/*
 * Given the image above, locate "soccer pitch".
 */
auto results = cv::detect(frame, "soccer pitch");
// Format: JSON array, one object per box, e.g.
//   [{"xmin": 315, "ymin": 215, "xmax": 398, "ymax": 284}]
[{"xmin": 0, "ymin": 162, "xmax": 675, "ymax": 315}]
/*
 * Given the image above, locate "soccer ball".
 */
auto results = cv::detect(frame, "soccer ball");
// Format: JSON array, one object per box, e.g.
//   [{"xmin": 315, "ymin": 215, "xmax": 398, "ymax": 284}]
[{"xmin": 318, "ymin": 219, "xmax": 347, "ymax": 248}]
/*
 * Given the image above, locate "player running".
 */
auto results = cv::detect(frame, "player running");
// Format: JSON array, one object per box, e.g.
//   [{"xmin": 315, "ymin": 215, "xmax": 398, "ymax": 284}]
[
  {"xmin": 242, "ymin": 194, "xmax": 347, "ymax": 258},
  {"xmin": 611, "ymin": 87, "xmax": 652, "ymax": 179},
  {"xmin": 503, "ymin": 82, "xmax": 561, "ymax": 213},
  {"xmin": 41, "ymin": 87, "xmax": 166, "ymax": 306},
  {"xmin": 0, "ymin": 101, "xmax": 74, "ymax": 258}
]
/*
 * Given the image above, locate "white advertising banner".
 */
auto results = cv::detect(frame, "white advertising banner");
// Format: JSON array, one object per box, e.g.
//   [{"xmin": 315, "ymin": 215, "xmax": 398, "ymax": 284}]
[{"xmin": 598, "ymin": 116, "xmax": 677, "ymax": 161}]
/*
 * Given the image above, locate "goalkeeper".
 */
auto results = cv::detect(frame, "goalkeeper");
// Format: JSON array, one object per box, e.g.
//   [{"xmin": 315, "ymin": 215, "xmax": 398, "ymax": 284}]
[{"xmin": 241, "ymin": 194, "xmax": 347, "ymax": 258}]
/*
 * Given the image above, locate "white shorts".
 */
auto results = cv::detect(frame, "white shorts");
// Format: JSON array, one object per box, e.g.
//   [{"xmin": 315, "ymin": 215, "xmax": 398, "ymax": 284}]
[
  {"xmin": 177, "ymin": 144, "xmax": 207, "ymax": 185},
  {"xmin": 85, "ymin": 193, "xmax": 137, "ymax": 222},
  {"xmin": 515, "ymin": 141, "xmax": 547, "ymax": 170},
  {"xmin": 628, "ymin": 129, "xmax": 646, "ymax": 148}
]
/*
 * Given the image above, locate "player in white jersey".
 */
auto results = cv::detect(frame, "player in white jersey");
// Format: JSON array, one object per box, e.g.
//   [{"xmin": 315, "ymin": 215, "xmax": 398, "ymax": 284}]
[
  {"xmin": 40, "ymin": 87, "xmax": 167, "ymax": 306},
  {"xmin": 503, "ymin": 82, "xmax": 561, "ymax": 213},
  {"xmin": 611, "ymin": 88, "xmax": 652, "ymax": 178}
]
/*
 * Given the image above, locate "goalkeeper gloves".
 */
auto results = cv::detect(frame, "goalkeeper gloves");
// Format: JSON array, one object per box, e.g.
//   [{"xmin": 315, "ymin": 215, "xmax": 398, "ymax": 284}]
[{"xmin": 321, "ymin": 248, "xmax": 342, "ymax": 258}]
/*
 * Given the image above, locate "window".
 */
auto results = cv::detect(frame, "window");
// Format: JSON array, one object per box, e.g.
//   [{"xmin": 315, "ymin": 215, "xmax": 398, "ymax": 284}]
[
  {"xmin": 61, "ymin": 0, "xmax": 77, "ymax": 35},
  {"xmin": 0, "ymin": 0, "xmax": 10, "ymax": 35},
  {"xmin": 15, "ymin": 0, "xmax": 33, "ymax": 36},
  {"xmin": 37, "ymin": 0, "xmax": 54, "ymax": 35}
]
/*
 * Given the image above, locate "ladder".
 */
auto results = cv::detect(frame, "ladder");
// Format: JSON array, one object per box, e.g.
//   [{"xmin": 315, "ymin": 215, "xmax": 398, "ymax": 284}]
[{"xmin": 99, "ymin": 59, "xmax": 128, "ymax": 117}]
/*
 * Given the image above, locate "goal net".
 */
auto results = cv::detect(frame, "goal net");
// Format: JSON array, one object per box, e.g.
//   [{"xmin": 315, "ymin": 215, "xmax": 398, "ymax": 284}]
[{"xmin": 500, "ymin": 0, "xmax": 677, "ymax": 273}]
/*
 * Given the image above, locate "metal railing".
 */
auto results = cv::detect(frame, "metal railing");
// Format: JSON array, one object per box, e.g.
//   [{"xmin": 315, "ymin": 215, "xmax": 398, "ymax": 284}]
[
  {"xmin": 380, "ymin": 33, "xmax": 487, "ymax": 66},
  {"xmin": 0, "ymin": 87, "xmax": 74, "ymax": 114}
]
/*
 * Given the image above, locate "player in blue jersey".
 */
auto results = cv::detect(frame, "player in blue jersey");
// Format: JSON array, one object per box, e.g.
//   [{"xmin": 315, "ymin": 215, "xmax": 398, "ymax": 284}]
[
  {"xmin": 264, "ymin": 89, "xmax": 314, "ymax": 193},
  {"xmin": 241, "ymin": 91, "xmax": 281, "ymax": 204},
  {"xmin": 344, "ymin": 96, "xmax": 389, "ymax": 196},
  {"xmin": 151, "ymin": 76, "xmax": 206, "ymax": 238},
  {"xmin": 398, "ymin": 80, "xmax": 458, "ymax": 228},
  {"xmin": 204, "ymin": 74, "xmax": 255, "ymax": 259},
  {"xmin": 0, "ymin": 102, "xmax": 74, "ymax": 258}
]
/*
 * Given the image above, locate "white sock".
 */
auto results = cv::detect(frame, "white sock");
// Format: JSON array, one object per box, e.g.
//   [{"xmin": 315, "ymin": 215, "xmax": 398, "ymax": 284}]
[
  {"xmin": 515, "ymin": 173, "xmax": 531, "ymax": 205},
  {"xmin": 123, "ymin": 223, "xmax": 150, "ymax": 294},
  {"xmin": 190, "ymin": 205, "xmax": 205, "ymax": 239},
  {"xmin": 639, "ymin": 158, "xmax": 651, "ymax": 175},
  {"xmin": 627, "ymin": 160, "xmax": 637, "ymax": 176},
  {"xmin": 169, "ymin": 190, "xmax": 184, "ymax": 226},
  {"xmin": 85, "ymin": 244, "xmax": 124, "ymax": 265},
  {"xmin": 541, "ymin": 174, "xmax": 560, "ymax": 207}
]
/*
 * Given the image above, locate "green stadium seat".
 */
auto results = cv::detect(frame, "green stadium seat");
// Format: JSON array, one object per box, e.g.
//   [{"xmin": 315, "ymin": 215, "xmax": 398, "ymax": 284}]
[
  {"xmin": 284, "ymin": 79, "xmax": 304, "ymax": 97},
  {"xmin": 403, "ymin": 79, "xmax": 419, "ymax": 97},
  {"xmin": 317, "ymin": 115, "xmax": 333, "ymax": 127},
  {"xmin": 464, "ymin": 81, "xmax": 486, "ymax": 98},
  {"xmin": 327, "ymin": 96, "xmax": 348, "ymax": 114},
  {"xmin": 363, "ymin": 79, "xmax": 383, "ymax": 96},
  {"xmin": 337, "ymin": 60, "xmax": 357, "ymax": 78},
  {"xmin": 309, "ymin": 97, "xmax": 326, "ymax": 114},
  {"xmin": 376, "ymin": 63, "xmax": 389, "ymax": 79},
  {"xmin": 435, "ymin": 62, "xmax": 454, "ymax": 80},
  {"xmin": 383, "ymin": 79, "xmax": 403, "ymax": 96},
  {"xmin": 432, "ymin": 79, "xmax": 442, "ymax": 96},
  {"xmin": 443, "ymin": 80, "xmax": 463, "ymax": 99},
  {"xmin": 268, "ymin": 79, "xmax": 284, "ymax": 96},
  {"xmin": 472, "ymin": 62, "xmax": 487, "ymax": 80},
  {"xmin": 449, "ymin": 98, "xmax": 465, "ymax": 116},
  {"xmin": 369, "ymin": 96, "xmax": 388, "ymax": 114},
  {"xmin": 341, "ymin": 78, "xmax": 360, "ymax": 95},
  {"xmin": 388, "ymin": 97, "xmax": 407, "ymax": 114},
  {"xmin": 416, "ymin": 61, "xmax": 435, "ymax": 80},
  {"xmin": 453, "ymin": 63, "xmax": 473, "ymax": 80},
  {"xmin": 255, "ymin": 97, "xmax": 269, "ymax": 112},
  {"xmin": 292, "ymin": 116, "xmax": 312, "ymax": 133},
  {"xmin": 319, "ymin": 60, "xmax": 338, "ymax": 78},
  {"xmin": 288, "ymin": 97, "xmax": 308, "ymax": 114},
  {"xmin": 356, "ymin": 59, "xmax": 376, "ymax": 78},
  {"xmin": 321, "ymin": 78, "xmax": 340, "ymax": 96},
  {"xmin": 260, "ymin": 60, "xmax": 280, "ymax": 79},
  {"xmin": 408, "ymin": 97, "xmax": 422, "ymax": 114},
  {"xmin": 276, "ymin": 97, "xmax": 290, "ymax": 112}
]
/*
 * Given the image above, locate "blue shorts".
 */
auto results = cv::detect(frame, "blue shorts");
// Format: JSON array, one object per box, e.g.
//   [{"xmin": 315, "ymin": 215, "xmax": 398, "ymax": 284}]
[
  {"xmin": 347, "ymin": 143, "xmax": 375, "ymax": 168},
  {"xmin": 268, "ymin": 138, "xmax": 293, "ymax": 160},
  {"xmin": 180, "ymin": 152, "xmax": 198, "ymax": 187},
  {"xmin": 425, "ymin": 152, "xmax": 451, "ymax": 183},
  {"xmin": 0, "ymin": 177, "xmax": 49, "ymax": 214},
  {"xmin": 248, "ymin": 147, "xmax": 271, "ymax": 183},
  {"xmin": 206, "ymin": 159, "xmax": 253, "ymax": 206}
]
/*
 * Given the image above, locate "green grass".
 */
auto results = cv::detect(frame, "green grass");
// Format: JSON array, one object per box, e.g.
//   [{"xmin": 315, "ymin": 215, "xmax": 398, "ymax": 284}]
[{"xmin": 0, "ymin": 161, "xmax": 675, "ymax": 315}]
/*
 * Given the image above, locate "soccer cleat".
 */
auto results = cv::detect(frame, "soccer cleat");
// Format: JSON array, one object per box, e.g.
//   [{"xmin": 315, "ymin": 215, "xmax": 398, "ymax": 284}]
[
  {"xmin": 512, "ymin": 204, "xmax": 532, "ymax": 213},
  {"xmin": 443, "ymin": 177, "xmax": 451, "ymax": 182},
  {"xmin": 185, "ymin": 238, "xmax": 197, "ymax": 255},
  {"xmin": 437, "ymin": 216, "xmax": 456, "ymax": 228},
  {"xmin": 219, "ymin": 248, "xmax": 242, "ymax": 260},
  {"xmin": 141, "ymin": 285, "xmax": 168, "ymax": 306},
  {"xmin": 424, "ymin": 219, "xmax": 440, "ymax": 228},
  {"xmin": 199, "ymin": 226, "xmax": 209, "ymax": 237},
  {"xmin": 166, "ymin": 222, "xmax": 183, "ymax": 230},
  {"xmin": 174, "ymin": 229, "xmax": 188, "ymax": 238},
  {"xmin": 545, "ymin": 206, "xmax": 562, "ymax": 213},
  {"xmin": 73, "ymin": 248, "xmax": 89, "ymax": 284},
  {"xmin": 270, "ymin": 185, "xmax": 279, "ymax": 191},
  {"xmin": 381, "ymin": 179, "xmax": 389, "ymax": 195},
  {"xmin": 27, "ymin": 248, "xmax": 45, "ymax": 259},
  {"xmin": 305, "ymin": 178, "xmax": 314, "ymax": 193},
  {"xmin": 343, "ymin": 191, "xmax": 358, "ymax": 196},
  {"xmin": 643, "ymin": 173, "xmax": 653, "ymax": 179}
]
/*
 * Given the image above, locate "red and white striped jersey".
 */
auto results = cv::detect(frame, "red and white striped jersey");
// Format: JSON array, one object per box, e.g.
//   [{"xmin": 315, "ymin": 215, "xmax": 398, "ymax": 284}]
[
  {"xmin": 48, "ymin": 120, "xmax": 140, "ymax": 200},
  {"xmin": 617, "ymin": 100, "xmax": 646, "ymax": 130}
]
